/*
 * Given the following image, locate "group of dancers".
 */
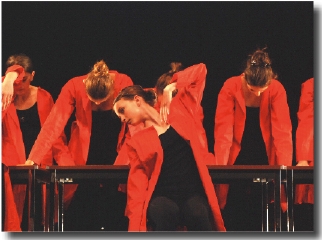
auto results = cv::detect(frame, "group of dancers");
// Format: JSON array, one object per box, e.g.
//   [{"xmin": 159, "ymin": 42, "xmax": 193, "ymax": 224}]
[{"xmin": 2, "ymin": 48, "xmax": 313, "ymax": 231}]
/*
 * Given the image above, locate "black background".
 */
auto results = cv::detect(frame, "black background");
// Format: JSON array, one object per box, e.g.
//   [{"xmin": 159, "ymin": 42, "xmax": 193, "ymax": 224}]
[{"xmin": 2, "ymin": 1, "xmax": 314, "ymax": 163}]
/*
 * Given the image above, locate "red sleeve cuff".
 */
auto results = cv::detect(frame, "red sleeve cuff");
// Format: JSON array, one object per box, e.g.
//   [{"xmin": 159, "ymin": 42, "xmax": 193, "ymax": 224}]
[{"xmin": 5, "ymin": 65, "xmax": 25, "ymax": 83}]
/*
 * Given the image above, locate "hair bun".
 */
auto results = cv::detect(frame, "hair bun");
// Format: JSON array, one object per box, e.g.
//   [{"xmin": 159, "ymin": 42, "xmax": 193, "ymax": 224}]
[
  {"xmin": 93, "ymin": 60, "xmax": 109, "ymax": 77},
  {"xmin": 250, "ymin": 48, "xmax": 271, "ymax": 68},
  {"xmin": 169, "ymin": 62, "xmax": 183, "ymax": 73},
  {"xmin": 144, "ymin": 88, "xmax": 157, "ymax": 106}
]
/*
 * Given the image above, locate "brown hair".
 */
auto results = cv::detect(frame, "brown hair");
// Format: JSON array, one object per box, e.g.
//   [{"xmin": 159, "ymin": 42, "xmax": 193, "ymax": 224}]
[
  {"xmin": 244, "ymin": 48, "xmax": 277, "ymax": 87},
  {"xmin": 6, "ymin": 53, "xmax": 34, "ymax": 73},
  {"xmin": 155, "ymin": 62, "xmax": 183, "ymax": 96},
  {"xmin": 114, "ymin": 85, "xmax": 157, "ymax": 107},
  {"xmin": 84, "ymin": 60, "xmax": 113, "ymax": 99}
]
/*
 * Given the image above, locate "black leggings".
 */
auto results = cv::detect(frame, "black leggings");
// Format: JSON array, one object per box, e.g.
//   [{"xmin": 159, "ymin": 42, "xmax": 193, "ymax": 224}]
[{"xmin": 147, "ymin": 194, "xmax": 213, "ymax": 231}]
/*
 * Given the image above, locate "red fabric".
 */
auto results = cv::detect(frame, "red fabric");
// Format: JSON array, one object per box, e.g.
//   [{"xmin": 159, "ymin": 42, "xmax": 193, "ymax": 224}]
[
  {"xmin": 125, "ymin": 63, "xmax": 226, "ymax": 232},
  {"xmin": 170, "ymin": 71, "xmax": 210, "ymax": 157},
  {"xmin": 3, "ymin": 165, "xmax": 22, "ymax": 231},
  {"xmin": 1, "ymin": 65, "xmax": 25, "ymax": 106},
  {"xmin": 214, "ymin": 74, "xmax": 293, "ymax": 209},
  {"xmin": 2, "ymin": 66, "xmax": 72, "ymax": 167},
  {"xmin": 295, "ymin": 78, "xmax": 314, "ymax": 204},
  {"xmin": 1, "ymin": 65, "xmax": 27, "ymax": 228},
  {"xmin": 154, "ymin": 88, "xmax": 209, "ymax": 157},
  {"xmin": 2, "ymin": 65, "xmax": 72, "ymax": 225},
  {"xmin": 2, "ymin": 88, "xmax": 72, "ymax": 166},
  {"xmin": 28, "ymin": 71, "xmax": 133, "ymax": 205},
  {"xmin": 3, "ymin": 65, "xmax": 25, "ymax": 84}
]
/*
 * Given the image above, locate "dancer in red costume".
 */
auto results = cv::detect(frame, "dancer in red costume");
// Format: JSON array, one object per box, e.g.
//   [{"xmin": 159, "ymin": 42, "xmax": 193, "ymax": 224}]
[
  {"xmin": 2, "ymin": 53, "xmax": 73, "ymax": 231},
  {"xmin": 294, "ymin": 77, "xmax": 314, "ymax": 231},
  {"xmin": 25, "ymin": 60, "xmax": 133, "ymax": 231},
  {"xmin": 214, "ymin": 48, "xmax": 293, "ymax": 231},
  {"xmin": 113, "ymin": 63, "xmax": 226, "ymax": 231},
  {"xmin": 154, "ymin": 62, "xmax": 210, "ymax": 160}
]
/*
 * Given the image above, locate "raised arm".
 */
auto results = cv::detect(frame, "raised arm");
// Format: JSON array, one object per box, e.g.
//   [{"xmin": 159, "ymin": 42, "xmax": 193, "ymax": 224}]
[
  {"xmin": 2, "ymin": 65, "xmax": 25, "ymax": 111},
  {"xmin": 160, "ymin": 63, "xmax": 207, "ymax": 122}
]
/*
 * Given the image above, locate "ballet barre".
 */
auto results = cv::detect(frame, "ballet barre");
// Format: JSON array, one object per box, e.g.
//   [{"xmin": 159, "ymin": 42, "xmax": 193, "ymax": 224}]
[
  {"xmin": 8, "ymin": 165, "xmax": 313, "ymax": 232},
  {"xmin": 36, "ymin": 165, "xmax": 129, "ymax": 231},
  {"xmin": 38, "ymin": 165, "xmax": 285, "ymax": 232},
  {"xmin": 208, "ymin": 165, "xmax": 285, "ymax": 232}
]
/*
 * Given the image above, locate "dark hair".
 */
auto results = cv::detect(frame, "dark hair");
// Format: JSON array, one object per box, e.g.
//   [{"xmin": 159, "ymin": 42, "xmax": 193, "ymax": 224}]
[
  {"xmin": 155, "ymin": 62, "xmax": 183, "ymax": 96},
  {"xmin": 244, "ymin": 48, "xmax": 277, "ymax": 87},
  {"xmin": 84, "ymin": 60, "xmax": 113, "ymax": 99},
  {"xmin": 6, "ymin": 53, "xmax": 34, "ymax": 73},
  {"xmin": 114, "ymin": 85, "xmax": 157, "ymax": 107}
]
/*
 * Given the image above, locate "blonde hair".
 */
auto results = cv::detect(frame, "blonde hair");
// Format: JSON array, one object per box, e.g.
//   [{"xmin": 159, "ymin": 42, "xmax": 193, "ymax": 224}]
[{"xmin": 84, "ymin": 60, "xmax": 114, "ymax": 99}]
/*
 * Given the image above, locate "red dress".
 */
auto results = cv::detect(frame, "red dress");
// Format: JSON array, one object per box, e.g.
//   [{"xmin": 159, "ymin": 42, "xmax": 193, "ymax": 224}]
[
  {"xmin": 125, "ymin": 63, "xmax": 226, "ymax": 231},
  {"xmin": 295, "ymin": 78, "xmax": 314, "ymax": 204},
  {"xmin": 214, "ymin": 74, "xmax": 293, "ymax": 209}
]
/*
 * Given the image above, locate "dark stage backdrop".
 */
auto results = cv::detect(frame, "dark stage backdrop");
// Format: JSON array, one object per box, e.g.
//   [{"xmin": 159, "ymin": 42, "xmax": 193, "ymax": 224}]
[{"xmin": 2, "ymin": 2, "xmax": 314, "ymax": 164}]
